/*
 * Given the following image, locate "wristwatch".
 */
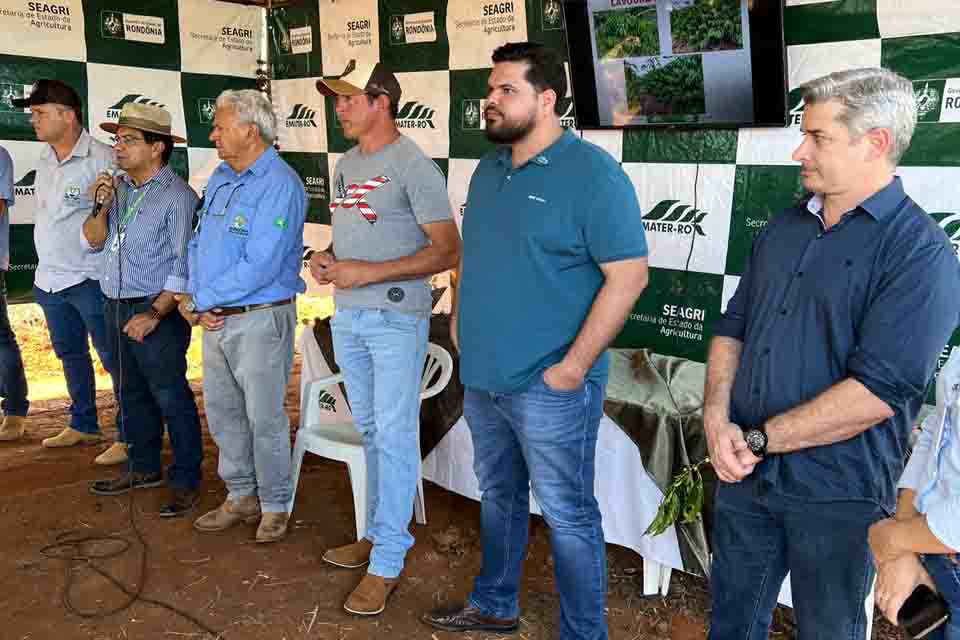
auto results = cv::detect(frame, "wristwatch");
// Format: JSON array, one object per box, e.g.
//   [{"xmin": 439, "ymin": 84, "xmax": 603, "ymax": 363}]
[
  {"xmin": 183, "ymin": 299, "xmax": 197, "ymax": 313},
  {"xmin": 743, "ymin": 427, "xmax": 768, "ymax": 458}
]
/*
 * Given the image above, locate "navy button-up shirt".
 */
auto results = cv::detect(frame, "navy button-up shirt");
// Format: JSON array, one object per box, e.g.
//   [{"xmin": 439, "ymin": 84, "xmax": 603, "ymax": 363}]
[{"xmin": 715, "ymin": 177, "xmax": 960, "ymax": 510}]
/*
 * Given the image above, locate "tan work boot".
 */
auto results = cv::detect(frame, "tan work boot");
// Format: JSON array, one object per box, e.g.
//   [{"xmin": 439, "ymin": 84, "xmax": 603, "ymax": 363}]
[
  {"xmin": 94, "ymin": 442, "xmax": 128, "ymax": 465},
  {"xmin": 344, "ymin": 573, "xmax": 400, "ymax": 616},
  {"xmin": 0, "ymin": 416, "xmax": 25, "ymax": 442},
  {"xmin": 193, "ymin": 496, "xmax": 261, "ymax": 532},
  {"xmin": 323, "ymin": 538, "xmax": 373, "ymax": 568},
  {"xmin": 255, "ymin": 512, "xmax": 289, "ymax": 543},
  {"xmin": 42, "ymin": 427, "xmax": 102, "ymax": 448}
]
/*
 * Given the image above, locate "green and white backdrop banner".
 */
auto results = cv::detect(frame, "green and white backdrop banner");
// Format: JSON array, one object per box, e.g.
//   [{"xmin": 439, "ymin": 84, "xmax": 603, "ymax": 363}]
[
  {"xmin": 3, "ymin": 0, "xmax": 960, "ymax": 398},
  {"xmin": 0, "ymin": 0, "xmax": 261, "ymax": 301}
]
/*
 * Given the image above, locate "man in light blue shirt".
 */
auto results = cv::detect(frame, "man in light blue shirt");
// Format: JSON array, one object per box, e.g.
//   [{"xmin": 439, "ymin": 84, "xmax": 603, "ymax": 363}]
[
  {"xmin": 179, "ymin": 89, "xmax": 306, "ymax": 543},
  {"xmin": 0, "ymin": 144, "xmax": 29, "ymax": 442},
  {"xmin": 869, "ymin": 348, "xmax": 960, "ymax": 635},
  {"xmin": 15, "ymin": 80, "xmax": 126, "ymax": 460}
]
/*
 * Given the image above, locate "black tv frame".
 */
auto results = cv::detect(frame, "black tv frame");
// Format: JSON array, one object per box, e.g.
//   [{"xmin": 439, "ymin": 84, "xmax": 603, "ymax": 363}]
[{"xmin": 563, "ymin": 0, "xmax": 788, "ymax": 129}]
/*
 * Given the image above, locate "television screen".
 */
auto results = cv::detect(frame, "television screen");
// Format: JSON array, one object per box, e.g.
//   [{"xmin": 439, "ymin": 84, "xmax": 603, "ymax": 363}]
[{"xmin": 562, "ymin": 0, "xmax": 787, "ymax": 128}]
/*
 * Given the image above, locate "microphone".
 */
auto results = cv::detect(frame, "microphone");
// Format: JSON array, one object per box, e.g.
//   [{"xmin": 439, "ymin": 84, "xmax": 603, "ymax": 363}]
[{"xmin": 93, "ymin": 165, "xmax": 116, "ymax": 217}]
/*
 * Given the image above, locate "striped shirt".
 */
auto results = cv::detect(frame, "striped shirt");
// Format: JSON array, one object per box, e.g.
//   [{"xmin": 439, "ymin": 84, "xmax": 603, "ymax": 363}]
[{"xmin": 93, "ymin": 164, "xmax": 198, "ymax": 299}]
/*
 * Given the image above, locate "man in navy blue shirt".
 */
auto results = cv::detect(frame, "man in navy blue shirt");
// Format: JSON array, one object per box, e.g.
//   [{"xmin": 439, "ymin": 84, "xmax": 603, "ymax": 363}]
[{"xmin": 705, "ymin": 68, "xmax": 960, "ymax": 639}]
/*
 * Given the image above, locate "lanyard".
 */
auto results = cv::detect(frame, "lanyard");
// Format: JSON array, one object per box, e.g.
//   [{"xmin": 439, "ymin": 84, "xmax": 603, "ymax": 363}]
[{"xmin": 118, "ymin": 184, "xmax": 151, "ymax": 232}]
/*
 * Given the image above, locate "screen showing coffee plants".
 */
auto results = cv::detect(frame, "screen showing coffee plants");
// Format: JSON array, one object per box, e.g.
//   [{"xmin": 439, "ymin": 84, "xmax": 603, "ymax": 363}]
[{"xmin": 564, "ymin": 0, "xmax": 786, "ymax": 127}]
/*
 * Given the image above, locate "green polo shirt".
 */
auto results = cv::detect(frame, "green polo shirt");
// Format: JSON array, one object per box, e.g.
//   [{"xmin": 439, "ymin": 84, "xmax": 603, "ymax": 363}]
[{"xmin": 457, "ymin": 129, "xmax": 648, "ymax": 393}]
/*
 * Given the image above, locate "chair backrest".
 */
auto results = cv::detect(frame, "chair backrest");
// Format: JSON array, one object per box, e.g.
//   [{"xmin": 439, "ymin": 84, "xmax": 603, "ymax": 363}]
[{"xmin": 420, "ymin": 343, "xmax": 453, "ymax": 401}]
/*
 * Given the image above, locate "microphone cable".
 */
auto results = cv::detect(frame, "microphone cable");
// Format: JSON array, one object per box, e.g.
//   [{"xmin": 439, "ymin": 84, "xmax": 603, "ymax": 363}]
[{"xmin": 40, "ymin": 168, "xmax": 222, "ymax": 638}]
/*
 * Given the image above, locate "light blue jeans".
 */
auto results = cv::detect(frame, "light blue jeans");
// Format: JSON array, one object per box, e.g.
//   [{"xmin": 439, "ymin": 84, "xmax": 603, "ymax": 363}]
[
  {"xmin": 203, "ymin": 304, "xmax": 296, "ymax": 513},
  {"xmin": 331, "ymin": 307, "xmax": 428, "ymax": 579}
]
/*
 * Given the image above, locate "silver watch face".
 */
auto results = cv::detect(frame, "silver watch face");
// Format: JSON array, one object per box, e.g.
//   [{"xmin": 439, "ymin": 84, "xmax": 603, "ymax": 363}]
[
  {"xmin": 744, "ymin": 429, "xmax": 766, "ymax": 455},
  {"xmin": 185, "ymin": 300, "xmax": 196, "ymax": 312}
]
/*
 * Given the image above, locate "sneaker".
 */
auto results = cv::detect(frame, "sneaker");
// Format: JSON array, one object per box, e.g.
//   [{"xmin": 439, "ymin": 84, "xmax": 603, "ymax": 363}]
[
  {"xmin": 323, "ymin": 539, "xmax": 373, "ymax": 568},
  {"xmin": 94, "ymin": 442, "xmax": 128, "ymax": 465},
  {"xmin": 42, "ymin": 427, "xmax": 102, "ymax": 448},
  {"xmin": 344, "ymin": 573, "xmax": 400, "ymax": 616},
  {"xmin": 90, "ymin": 471, "xmax": 164, "ymax": 496}
]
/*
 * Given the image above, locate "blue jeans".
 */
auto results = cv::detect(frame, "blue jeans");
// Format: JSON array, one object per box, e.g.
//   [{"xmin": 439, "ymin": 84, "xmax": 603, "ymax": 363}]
[
  {"xmin": 922, "ymin": 554, "xmax": 960, "ymax": 640},
  {"xmin": 331, "ymin": 307, "xmax": 428, "ymax": 579},
  {"xmin": 104, "ymin": 299, "xmax": 202, "ymax": 490},
  {"xmin": 709, "ymin": 475, "xmax": 884, "ymax": 640},
  {"xmin": 464, "ymin": 373, "xmax": 607, "ymax": 640},
  {"xmin": 34, "ymin": 280, "xmax": 123, "ymax": 436},
  {"xmin": 0, "ymin": 271, "xmax": 27, "ymax": 417}
]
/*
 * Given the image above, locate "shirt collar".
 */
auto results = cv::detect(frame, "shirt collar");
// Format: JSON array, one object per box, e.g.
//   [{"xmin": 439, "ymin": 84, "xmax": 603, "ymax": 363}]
[
  {"xmin": 217, "ymin": 145, "xmax": 277, "ymax": 179},
  {"xmin": 42, "ymin": 129, "xmax": 94, "ymax": 164},
  {"xmin": 805, "ymin": 176, "xmax": 906, "ymax": 222},
  {"xmin": 121, "ymin": 164, "xmax": 175, "ymax": 189},
  {"xmin": 495, "ymin": 128, "xmax": 576, "ymax": 169}
]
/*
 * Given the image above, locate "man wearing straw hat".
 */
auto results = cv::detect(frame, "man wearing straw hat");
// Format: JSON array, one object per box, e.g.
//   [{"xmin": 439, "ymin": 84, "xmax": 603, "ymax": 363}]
[{"xmin": 83, "ymin": 103, "xmax": 203, "ymax": 518}]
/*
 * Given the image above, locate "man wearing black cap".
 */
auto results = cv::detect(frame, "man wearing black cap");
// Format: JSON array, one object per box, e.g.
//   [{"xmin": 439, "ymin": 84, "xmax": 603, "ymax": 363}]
[
  {"xmin": 14, "ymin": 80, "xmax": 127, "ymax": 462},
  {"xmin": 309, "ymin": 61, "xmax": 461, "ymax": 616}
]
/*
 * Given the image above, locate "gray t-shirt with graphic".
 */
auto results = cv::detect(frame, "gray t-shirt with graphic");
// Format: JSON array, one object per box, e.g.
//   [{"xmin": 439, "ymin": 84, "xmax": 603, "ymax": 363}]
[{"xmin": 330, "ymin": 135, "xmax": 453, "ymax": 314}]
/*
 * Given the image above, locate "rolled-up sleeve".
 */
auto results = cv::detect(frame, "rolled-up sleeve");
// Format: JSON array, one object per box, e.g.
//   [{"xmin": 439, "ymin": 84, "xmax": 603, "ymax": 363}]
[
  {"xmin": 164, "ymin": 188, "xmax": 198, "ymax": 294},
  {"xmin": 898, "ymin": 409, "xmax": 938, "ymax": 491},
  {"xmin": 847, "ymin": 242, "xmax": 960, "ymax": 410},
  {"xmin": 0, "ymin": 147, "xmax": 13, "ymax": 206},
  {"xmin": 926, "ymin": 499, "xmax": 960, "ymax": 552}
]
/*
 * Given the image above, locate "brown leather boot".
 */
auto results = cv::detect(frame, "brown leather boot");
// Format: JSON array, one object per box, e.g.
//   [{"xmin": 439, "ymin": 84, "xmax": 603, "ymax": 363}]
[
  {"xmin": 0, "ymin": 416, "xmax": 25, "ymax": 442},
  {"xmin": 94, "ymin": 442, "xmax": 128, "ymax": 465},
  {"xmin": 344, "ymin": 573, "xmax": 400, "ymax": 616},
  {"xmin": 255, "ymin": 512, "xmax": 289, "ymax": 543},
  {"xmin": 323, "ymin": 538, "xmax": 373, "ymax": 568},
  {"xmin": 193, "ymin": 496, "xmax": 260, "ymax": 532},
  {"xmin": 42, "ymin": 426, "xmax": 101, "ymax": 448}
]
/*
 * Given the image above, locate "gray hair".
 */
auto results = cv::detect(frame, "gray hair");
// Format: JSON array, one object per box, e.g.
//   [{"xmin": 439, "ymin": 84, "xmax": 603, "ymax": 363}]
[
  {"xmin": 799, "ymin": 68, "xmax": 917, "ymax": 165},
  {"xmin": 216, "ymin": 89, "xmax": 276, "ymax": 144}
]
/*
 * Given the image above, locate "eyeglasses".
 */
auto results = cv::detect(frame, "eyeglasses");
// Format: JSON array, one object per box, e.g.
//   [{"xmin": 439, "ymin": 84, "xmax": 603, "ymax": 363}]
[{"xmin": 111, "ymin": 135, "xmax": 146, "ymax": 147}]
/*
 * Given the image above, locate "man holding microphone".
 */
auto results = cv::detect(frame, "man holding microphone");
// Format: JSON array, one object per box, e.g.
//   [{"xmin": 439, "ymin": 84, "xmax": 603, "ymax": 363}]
[{"xmin": 83, "ymin": 103, "xmax": 203, "ymax": 517}]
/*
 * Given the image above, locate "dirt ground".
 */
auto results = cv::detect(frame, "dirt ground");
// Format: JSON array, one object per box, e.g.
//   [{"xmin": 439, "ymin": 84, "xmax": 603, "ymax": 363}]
[{"xmin": 0, "ymin": 358, "xmax": 904, "ymax": 640}]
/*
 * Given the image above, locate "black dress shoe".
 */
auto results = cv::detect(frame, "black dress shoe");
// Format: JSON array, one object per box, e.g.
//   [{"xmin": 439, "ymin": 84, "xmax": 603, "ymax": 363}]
[
  {"xmin": 421, "ymin": 603, "xmax": 519, "ymax": 633},
  {"xmin": 90, "ymin": 471, "xmax": 164, "ymax": 496},
  {"xmin": 159, "ymin": 487, "xmax": 201, "ymax": 518}
]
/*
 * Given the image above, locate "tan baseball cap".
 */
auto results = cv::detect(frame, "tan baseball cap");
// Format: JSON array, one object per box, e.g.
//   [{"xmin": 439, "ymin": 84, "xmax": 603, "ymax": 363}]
[
  {"xmin": 100, "ymin": 102, "xmax": 186, "ymax": 143},
  {"xmin": 316, "ymin": 60, "xmax": 402, "ymax": 105}
]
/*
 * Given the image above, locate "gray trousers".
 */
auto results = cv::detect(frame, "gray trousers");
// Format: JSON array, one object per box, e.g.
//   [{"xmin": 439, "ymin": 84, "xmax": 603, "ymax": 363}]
[{"xmin": 202, "ymin": 304, "xmax": 296, "ymax": 512}]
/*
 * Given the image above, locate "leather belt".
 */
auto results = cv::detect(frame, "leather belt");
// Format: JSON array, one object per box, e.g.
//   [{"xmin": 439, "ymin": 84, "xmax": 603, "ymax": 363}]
[
  {"xmin": 211, "ymin": 298, "xmax": 295, "ymax": 317},
  {"xmin": 106, "ymin": 296, "xmax": 152, "ymax": 304}
]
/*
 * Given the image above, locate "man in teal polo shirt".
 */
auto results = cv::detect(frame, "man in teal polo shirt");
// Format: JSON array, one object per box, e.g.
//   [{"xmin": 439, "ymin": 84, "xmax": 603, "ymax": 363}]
[{"xmin": 421, "ymin": 43, "xmax": 649, "ymax": 640}]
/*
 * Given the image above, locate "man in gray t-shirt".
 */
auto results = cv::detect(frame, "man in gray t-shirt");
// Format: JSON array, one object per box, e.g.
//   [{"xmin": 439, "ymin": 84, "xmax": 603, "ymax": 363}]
[{"xmin": 311, "ymin": 61, "xmax": 461, "ymax": 616}]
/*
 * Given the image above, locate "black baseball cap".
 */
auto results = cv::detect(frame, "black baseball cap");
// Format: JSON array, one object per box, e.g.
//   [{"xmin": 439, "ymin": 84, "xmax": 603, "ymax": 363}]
[
  {"xmin": 316, "ymin": 60, "xmax": 402, "ymax": 105},
  {"xmin": 12, "ymin": 79, "xmax": 82, "ymax": 110}
]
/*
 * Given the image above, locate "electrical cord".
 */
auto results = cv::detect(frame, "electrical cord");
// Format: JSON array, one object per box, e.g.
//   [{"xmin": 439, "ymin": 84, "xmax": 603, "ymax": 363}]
[{"xmin": 40, "ymin": 175, "xmax": 223, "ymax": 638}]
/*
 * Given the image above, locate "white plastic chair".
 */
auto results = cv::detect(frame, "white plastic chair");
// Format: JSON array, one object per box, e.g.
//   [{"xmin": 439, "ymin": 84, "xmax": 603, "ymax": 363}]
[{"xmin": 287, "ymin": 342, "xmax": 454, "ymax": 540}]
